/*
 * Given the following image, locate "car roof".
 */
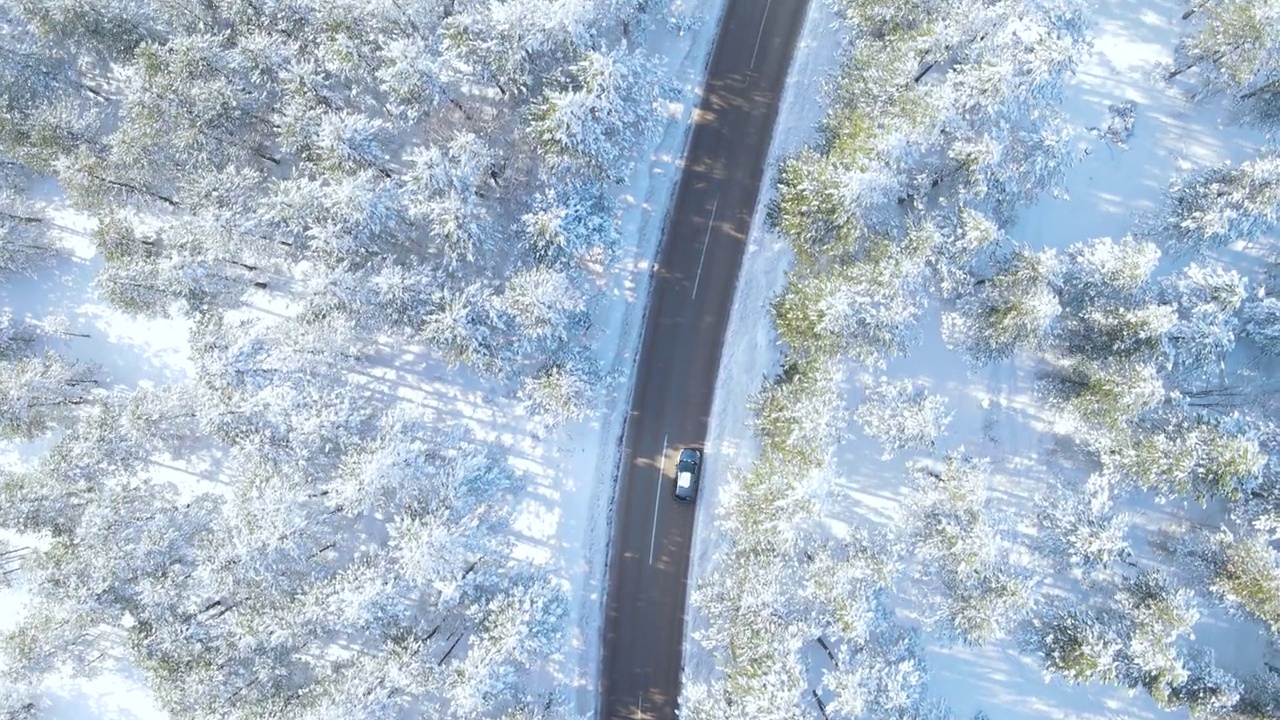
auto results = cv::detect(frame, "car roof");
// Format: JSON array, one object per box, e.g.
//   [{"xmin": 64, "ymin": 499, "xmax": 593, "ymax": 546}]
[{"xmin": 676, "ymin": 470, "xmax": 694, "ymax": 488}]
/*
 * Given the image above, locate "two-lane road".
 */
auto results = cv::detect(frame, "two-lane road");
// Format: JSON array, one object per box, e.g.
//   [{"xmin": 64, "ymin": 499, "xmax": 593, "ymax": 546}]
[{"xmin": 598, "ymin": 1, "xmax": 810, "ymax": 717}]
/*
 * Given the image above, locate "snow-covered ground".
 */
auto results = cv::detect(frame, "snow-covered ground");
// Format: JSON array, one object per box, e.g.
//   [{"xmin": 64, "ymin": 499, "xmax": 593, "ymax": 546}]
[
  {"xmin": 688, "ymin": 0, "xmax": 1278, "ymax": 716},
  {"xmin": 0, "ymin": 205, "xmax": 181, "ymax": 716},
  {"xmin": 0, "ymin": 6, "xmax": 731, "ymax": 720},
  {"xmin": 900, "ymin": 0, "xmax": 1276, "ymax": 714}
]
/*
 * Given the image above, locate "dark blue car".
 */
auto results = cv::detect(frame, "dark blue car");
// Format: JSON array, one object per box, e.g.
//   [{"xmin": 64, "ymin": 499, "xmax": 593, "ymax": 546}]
[{"xmin": 674, "ymin": 448, "xmax": 701, "ymax": 502}]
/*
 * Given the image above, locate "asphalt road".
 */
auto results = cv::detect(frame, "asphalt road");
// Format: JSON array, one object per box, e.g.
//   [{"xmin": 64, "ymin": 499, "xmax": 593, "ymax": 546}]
[{"xmin": 597, "ymin": 1, "xmax": 810, "ymax": 717}]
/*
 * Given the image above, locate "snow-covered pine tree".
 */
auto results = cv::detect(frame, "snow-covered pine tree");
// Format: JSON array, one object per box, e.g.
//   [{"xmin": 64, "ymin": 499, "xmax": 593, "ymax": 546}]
[
  {"xmin": 1037, "ymin": 473, "xmax": 1132, "ymax": 572},
  {"xmin": 402, "ymin": 133, "xmax": 499, "ymax": 268},
  {"xmin": 750, "ymin": 354, "xmax": 848, "ymax": 468},
  {"xmin": 1114, "ymin": 570, "xmax": 1199, "ymax": 707},
  {"xmin": 446, "ymin": 569, "xmax": 569, "ymax": 715},
  {"xmin": 530, "ymin": 47, "xmax": 675, "ymax": 181},
  {"xmin": 1038, "ymin": 357, "xmax": 1165, "ymax": 435},
  {"xmin": 417, "ymin": 282, "xmax": 501, "ymax": 371},
  {"xmin": 1183, "ymin": 528, "xmax": 1280, "ymax": 633},
  {"xmin": 517, "ymin": 345, "xmax": 604, "ymax": 427},
  {"xmin": 1169, "ymin": 646, "xmax": 1242, "ymax": 718},
  {"xmin": 853, "ymin": 376, "xmax": 952, "ymax": 459},
  {"xmin": 1022, "ymin": 603, "xmax": 1124, "ymax": 684},
  {"xmin": 494, "ymin": 263, "xmax": 589, "ymax": 348},
  {"xmin": 771, "ymin": 234, "xmax": 927, "ymax": 367},
  {"xmin": 1158, "ymin": 152, "xmax": 1280, "ymax": 253},
  {"xmin": 1059, "ymin": 235, "xmax": 1162, "ymax": 309},
  {"xmin": 1105, "ymin": 413, "xmax": 1265, "ymax": 502},
  {"xmin": 906, "ymin": 451, "xmax": 999, "ymax": 578},
  {"xmin": 1161, "ymin": 262, "xmax": 1247, "ymax": 385},
  {"xmin": 1171, "ymin": 0, "xmax": 1280, "ymax": 127},
  {"xmin": 943, "ymin": 245, "xmax": 1061, "ymax": 365},
  {"xmin": 940, "ymin": 565, "xmax": 1035, "ymax": 647},
  {"xmin": 0, "ymin": 313, "xmax": 99, "ymax": 440},
  {"xmin": 1241, "ymin": 294, "xmax": 1280, "ymax": 355},
  {"xmin": 523, "ymin": 179, "xmax": 619, "ymax": 268}
]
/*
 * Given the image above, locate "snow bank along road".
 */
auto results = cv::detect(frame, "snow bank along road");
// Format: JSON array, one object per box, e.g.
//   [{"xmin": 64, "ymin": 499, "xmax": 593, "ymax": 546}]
[{"xmin": 597, "ymin": 0, "xmax": 810, "ymax": 717}]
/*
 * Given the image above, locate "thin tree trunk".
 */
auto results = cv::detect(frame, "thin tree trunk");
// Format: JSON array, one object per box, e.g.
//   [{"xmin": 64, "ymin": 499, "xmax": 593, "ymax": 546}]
[
  {"xmin": 2, "ymin": 211, "xmax": 44, "ymax": 224},
  {"xmin": 1167, "ymin": 44, "xmax": 1238, "ymax": 80},
  {"xmin": 78, "ymin": 81, "xmax": 111, "ymax": 102},
  {"xmin": 449, "ymin": 96, "xmax": 475, "ymax": 121},
  {"xmin": 1240, "ymin": 77, "xmax": 1280, "ymax": 101},
  {"xmin": 438, "ymin": 633, "xmax": 465, "ymax": 665},
  {"xmin": 223, "ymin": 259, "xmax": 258, "ymax": 272},
  {"xmin": 1182, "ymin": 0, "xmax": 1213, "ymax": 20},
  {"xmin": 816, "ymin": 635, "xmax": 839, "ymax": 668},
  {"xmin": 914, "ymin": 60, "xmax": 940, "ymax": 84},
  {"xmin": 89, "ymin": 173, "xmax": 180, "ymax": 207},
  {"xmin": 812, "ymin": 691, "xmax": 830, "ymax": 720},
  {"xmin": 308, "ymin": 543, "xmax": 336, "ymax": 559}
]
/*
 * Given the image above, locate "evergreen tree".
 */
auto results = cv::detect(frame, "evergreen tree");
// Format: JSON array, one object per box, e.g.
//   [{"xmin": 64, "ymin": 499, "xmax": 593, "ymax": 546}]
[
  {"xmin": 1059, "ymin": 235, "xmax": 1162, "ymax": 308},
  {"xmin": 853, "ymin": 376, "xmax": 952, "ymax": 459},
  {"xmin": 1169, "ymin": 647, "xmax": 1242, "ymax": 718},
  {"xmin": 494, "ymin": 264, "xmax": 588, "ymax": 346},
  {"xmin": 750, "ymin": 355, "xmax": 848, "ymax": 468},
  {"xmin": 1162, "ymin": 262, "xmax": 1246, "ymax": 384},
  {"xmin": 523, "ymin": 180, "xmax": 619, "ymax": 268},
  {"xmin": 1106, "ymin": 415, "xmax": 1265, "ymax": 502},
  {"xmin": 530, "ymin": 48, "xmax": 676, "ymax": 180},
  {"xmin": 1159, "ymin": 153, "xmax": 1280, "ymax": 253},
  {"xmin": 1241, "ymin": 295, "xmax": 1280, "ymax": 355},
  {"xmin": 772, "ymin": 235, "xmax": 927, "ymax": 367},
  {"xmin": 944, "ymin": 245, "xmax": 1061, "ymax": 364},
  {"xmin": 1115, "ymin": 570, "xmax": 1199, "ymax": 706},
  {"xmin": 906, "ymin": 451, "xmax": 999, "ymax": 578},
  {"xmin": 940, "ymin": 565, "xmax": 1035, "ymax": 647},
  {"xmin": 0, "ymin": 313, "xmax": 100, "ymax": 440},
  {"xmin": 402, "ymin": 133, "xmax": 498, "ymax": 268},
  {"xmin": 1184, "ymin": 529, "xmax": 1280, "ymax": 632},
  {"xmin": 1037, "ymin": 474, "xmax": 1132, "ymax": 572},
  {"xmin": 1038, "ymin": 358, "xmax": 1164, "ymax": 434},
  {"xmin": 517, "ymin": 346, "xmax": 604, "ymax": 427},
  {"xmin": 1023, "ymin": 604, "xmax": 1123, "ymax": 684},
  {"xmin": 1171, "ymin": 0, "xmax": 1280, "ymax": 126}
]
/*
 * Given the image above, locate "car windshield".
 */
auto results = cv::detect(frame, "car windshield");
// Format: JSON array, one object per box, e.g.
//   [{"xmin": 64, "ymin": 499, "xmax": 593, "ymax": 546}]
[{"xmin": 676, "ymin": 471, "xmax": 693, "ymax": 489}]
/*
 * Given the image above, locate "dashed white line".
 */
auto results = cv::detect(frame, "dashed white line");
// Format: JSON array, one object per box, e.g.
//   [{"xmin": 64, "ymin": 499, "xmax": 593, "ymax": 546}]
[
  {"xmin": 691, "ymin": 195, "xmax": 719, "ymax": 300},
  {"xmin": 750, "ymin": 0, "xmax": 773, "ymax": 70},
  {"xmin": 649, "ymin": 434, "xmax": 669, "ymax": 565}
]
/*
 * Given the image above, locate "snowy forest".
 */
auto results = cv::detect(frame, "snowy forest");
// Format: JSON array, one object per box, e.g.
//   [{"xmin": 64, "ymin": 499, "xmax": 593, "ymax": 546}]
[
  {"xmin": 0, "ymin": 0, "xmax": 696, "ymax": 717},
  {"xmin": 684, "ymin": 0, "xmax": 1280, "ymax": 718}
]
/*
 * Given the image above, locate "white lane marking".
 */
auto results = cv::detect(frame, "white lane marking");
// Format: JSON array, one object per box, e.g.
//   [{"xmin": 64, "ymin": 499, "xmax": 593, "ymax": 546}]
[
  {"xmin": 649, "ymin": 434, "xmax": 669, "ymax": 565},
  {"xmin": 691, "ymin": 195, "xmax": 719, "ymax": 300},
  {"xmin": 750, "ymin": 0, "xmax": 773, "ymax": 70}
]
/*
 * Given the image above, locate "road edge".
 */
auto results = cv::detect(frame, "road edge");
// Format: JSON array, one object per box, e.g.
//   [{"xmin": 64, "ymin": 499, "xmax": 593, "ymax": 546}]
[
  {"xmin": 678, "ymin": 0, "xmax": 826, "ymax": 699},
  {"xmin": 580, "ymin": 3, "xmax": 733, "ymax": 715}
]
